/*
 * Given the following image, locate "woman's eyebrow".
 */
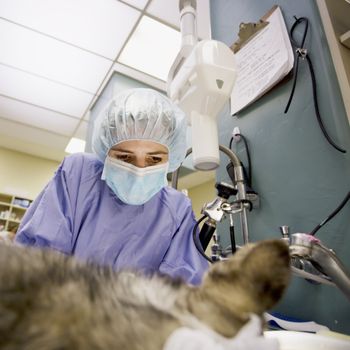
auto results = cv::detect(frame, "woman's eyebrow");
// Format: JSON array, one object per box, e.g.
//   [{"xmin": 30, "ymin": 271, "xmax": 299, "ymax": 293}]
[
  {"xmin": 111, "ymin": 148, "xmax": 168, "ymax": 155},
  {"xmin": 147, "ymin": 151, "xmax": 168, "ymax": 155},
  {"xmin": 112, "ymin": 148, "xmax": 133, "ymax": 153}
]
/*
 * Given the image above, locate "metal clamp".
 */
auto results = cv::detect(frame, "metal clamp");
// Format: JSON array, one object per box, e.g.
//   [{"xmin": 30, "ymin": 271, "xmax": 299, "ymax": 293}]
[{"xmin": 296, "ymin": 47, "xmax": 308, "ymax": 59}]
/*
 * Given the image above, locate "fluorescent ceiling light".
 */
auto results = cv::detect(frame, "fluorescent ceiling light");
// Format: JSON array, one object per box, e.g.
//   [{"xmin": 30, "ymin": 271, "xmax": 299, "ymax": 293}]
[
  {"xmin": 118, "ymin": 16, "xmax": 181, "ymax": 81},
  {"xmin": 0, "ymin": 95, "xmax": 79, "ymax": 136},
  {"xmin": 0, "ymin": 20, "xmax": 112, "ymax": 94},
  {"xmin": 65, "ymin": 137, "xmax": 86, "ymax": 154},
  {"xmin": 0, "ymin": 0, "xmax": 141, "ymax": 59},
  {"xmin": 0, "ymin": 64, "xmax": 93, "ymax": 117}
]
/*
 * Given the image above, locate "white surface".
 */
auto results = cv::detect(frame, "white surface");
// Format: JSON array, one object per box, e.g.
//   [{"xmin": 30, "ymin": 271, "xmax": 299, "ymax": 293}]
[
  {"xmin": 0, "ymin": 64, "xmax": 93, "ymax": 117},
  {"xmin": 264, "ymin": 331, "xmax": 350, "ymax": 350},
  {"xmin": 265, "ymin": 313, "xmax": 329, "ymax": 333},
  {"xmin": 119, "ymin": 16, "xmax": 181, "ymax": 81},
  {"xmin": 147, "ymin": 0, "xmax": 211, "ymax": 39},
  {"xmin": 0, "ymin": 19, "xmax": 112, "ymax": 93},
  {"xmin": 0, "ymin": 118, "xmax": 69, "ymax": 150},
  {"xmin": 0, "ymin": 96, "xmax": 78, "ymax": 136},
  {"xmin": 65, "ymin": 137, "xmax": 86, "ymax": 153},
  {"xmin": 340, "ymin": 31, "xmax": 350, "ymax": 49},
  {"xmin": 164, "ymin": 315, "xmax": 278, "ymax": 350},
  {"xmin": 122, "ymin": 0, "xmax": 148, "ymax": 10},
  {"xmin": 0, "ymin": 0, "xmax": 141, "ymax": 58},
  {"xmin": 168, "ymin": 40, "xmax": 236, "ymax": 170},
  {"xmin": 74, "ymin": 121, "xmax": 89, "ymax": 140},
  {"xmin": 230, "ymin": 6, "xmax": 294, "ymax": 115},
  {"xmin": 232, "ymin": 127, "xmax": 241, "ymax": 142}
]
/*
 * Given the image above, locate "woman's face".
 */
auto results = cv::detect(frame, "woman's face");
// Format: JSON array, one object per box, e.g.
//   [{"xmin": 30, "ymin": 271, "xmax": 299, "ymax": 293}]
[{"xmin": 108, "ymin": 140, "xmax": 169, "ymax": 168}]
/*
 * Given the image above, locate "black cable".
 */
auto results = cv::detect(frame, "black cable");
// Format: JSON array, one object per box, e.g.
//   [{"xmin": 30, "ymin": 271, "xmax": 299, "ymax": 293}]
[
  {"xmin": 229, "ymin": 136, "xmax": 234, "ymax": 150},
  {"xmin": 306, "ymin": 55, "xmax": 346, "ymax": 153},
  {"xmin": 285, "ymin": 16, "xmax": 346, "ymax": 154},
  {"xmin": 192, "ymin": 216, "xmax": 213, "ymax": 263},
  {"xmin": 229, "ymin": 134, "xmax": 252, "ymax": 188},
  {"xmin": 229, "ymin": 225, "xmax": 236, "ymax": 254},
  {"xmin": 285, "ymin": 16, "xmax": 308, "ymax": 114},
  {"xmin": 309, "ymin": 191, "xmax": 350, "ymax": 236},
  {"xmin": 284, "ymin": 53, "xmax": 301, "ymax": 113},
  {"xmin": 199, "ymin": 221, "xmax": 217, "ymax": 251}
]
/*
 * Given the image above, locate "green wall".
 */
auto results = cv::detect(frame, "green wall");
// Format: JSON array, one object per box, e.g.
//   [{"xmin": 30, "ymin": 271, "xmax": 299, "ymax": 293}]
[{"xmin": 211, "ymin": 0, "xmax": 350, "ymax": 333}]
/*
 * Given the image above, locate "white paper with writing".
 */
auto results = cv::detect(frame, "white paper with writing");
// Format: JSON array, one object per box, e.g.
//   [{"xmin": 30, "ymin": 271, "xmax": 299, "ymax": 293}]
[{"xmin": 230, "ymin": 7, "xmax": 294, "ymax": 115}]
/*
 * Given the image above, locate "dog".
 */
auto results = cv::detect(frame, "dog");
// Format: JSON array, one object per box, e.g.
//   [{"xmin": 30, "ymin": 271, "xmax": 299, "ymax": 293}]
[{"xmin": 0, "ymin": 239, "xmax": 290, "ymax": 350}]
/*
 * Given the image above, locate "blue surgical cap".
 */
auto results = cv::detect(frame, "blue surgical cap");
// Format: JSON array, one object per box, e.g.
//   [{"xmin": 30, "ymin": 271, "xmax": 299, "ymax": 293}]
[{"xmin": 92, "ymin": 88, "xmax": 188, "ymax": 172}]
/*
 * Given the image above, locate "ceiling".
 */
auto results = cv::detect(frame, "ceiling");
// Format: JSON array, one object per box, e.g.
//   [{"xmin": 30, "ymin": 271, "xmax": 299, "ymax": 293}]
[{"xmin": 0, "ymin": 0, "xmax": 211, "ymax": 162}]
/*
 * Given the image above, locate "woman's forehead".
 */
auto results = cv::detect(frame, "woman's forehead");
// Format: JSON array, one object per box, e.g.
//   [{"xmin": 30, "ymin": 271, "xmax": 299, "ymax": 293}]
[{"xmin": 111, "ymin": 140, "xmax": 168, "ymax": 154}]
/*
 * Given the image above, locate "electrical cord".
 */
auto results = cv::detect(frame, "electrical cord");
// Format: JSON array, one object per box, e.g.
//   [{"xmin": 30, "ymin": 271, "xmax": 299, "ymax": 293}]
[
  {"xmin": 285, "ymin": 16, "xmax": 346, "ymax": 154},
  {"xmin": 193, "ymin": 215, "xmax": 213, "ymax": 263},
  {"xmin": 229, "ymin": 133, "xmax": 252, "ymax": 188},
  {"xmin": 229, "ymin": 225, "xmax": 236, "ymax": 254},
  {"xmin": 309, "ymin": 191, "xmax": 350, "ymax": 236}
]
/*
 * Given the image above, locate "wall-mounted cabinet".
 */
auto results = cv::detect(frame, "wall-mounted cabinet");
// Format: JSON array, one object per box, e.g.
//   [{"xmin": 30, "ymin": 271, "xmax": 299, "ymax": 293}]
[
  {"xmin": 0, "ymin": 193, "xmax": 32, "ymax": 233},
  {"xmin": 317, "ymin": 0, "xmax": 350, "ymax": 125}
]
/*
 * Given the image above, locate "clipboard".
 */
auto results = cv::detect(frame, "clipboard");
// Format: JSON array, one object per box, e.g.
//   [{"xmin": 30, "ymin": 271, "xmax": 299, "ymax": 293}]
[
  {"xmin": 231, "ymin": 5, "xmax": 278, "ymax": 53},
  {"xmin": 229, "ymin": 6, "xmax": 294, "ymax": 116}
]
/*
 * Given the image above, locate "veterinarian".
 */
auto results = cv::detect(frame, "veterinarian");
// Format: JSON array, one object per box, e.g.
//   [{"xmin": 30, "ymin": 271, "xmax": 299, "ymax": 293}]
[{"xmin": 15, "ymin": 88, "xmax": 208, "ymax": 285}]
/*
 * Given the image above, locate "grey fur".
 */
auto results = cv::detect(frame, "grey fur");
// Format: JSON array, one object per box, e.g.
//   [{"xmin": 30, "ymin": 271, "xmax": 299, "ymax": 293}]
[{"xmin": 0, "ymin": 239, "xmax": 290, "ymax": 350}]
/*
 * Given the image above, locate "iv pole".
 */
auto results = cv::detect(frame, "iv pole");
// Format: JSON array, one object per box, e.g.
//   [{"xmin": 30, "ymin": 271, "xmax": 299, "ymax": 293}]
[{"xmin": 171, "ymin": 145, "xmax": 250, "ymax": 245}]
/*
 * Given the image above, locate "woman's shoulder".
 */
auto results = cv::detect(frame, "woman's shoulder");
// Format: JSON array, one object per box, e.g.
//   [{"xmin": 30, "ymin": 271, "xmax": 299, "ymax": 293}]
[
  {"xmin": 159, "ymin": 186, "xmax": 193, "ymax": 214},
  {"xmin": 61, "ymin": 153, "xmax": 104, "ymax": 181}
]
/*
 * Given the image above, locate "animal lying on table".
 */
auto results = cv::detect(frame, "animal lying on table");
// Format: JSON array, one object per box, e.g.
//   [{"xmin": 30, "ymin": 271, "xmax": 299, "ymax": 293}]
[{"xmin": 0, "ymin": 239, "xmax": 290, "ymax": 350}]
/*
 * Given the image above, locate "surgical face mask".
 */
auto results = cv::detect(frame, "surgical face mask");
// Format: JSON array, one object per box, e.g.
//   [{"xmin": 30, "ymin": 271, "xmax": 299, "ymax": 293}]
[{"xmin": 102, "ymin": 156, "xmax": 169, "ymax": 205}]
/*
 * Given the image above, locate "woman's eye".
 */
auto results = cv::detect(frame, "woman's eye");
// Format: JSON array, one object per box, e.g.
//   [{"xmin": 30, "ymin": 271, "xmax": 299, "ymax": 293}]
[
  {"xmin": 116, "ymin": 154, "xmax": 132, "ymax": 162},
  {"xmin": 148, "ymin": 156, "xmax": 162, "ymax": 164}
]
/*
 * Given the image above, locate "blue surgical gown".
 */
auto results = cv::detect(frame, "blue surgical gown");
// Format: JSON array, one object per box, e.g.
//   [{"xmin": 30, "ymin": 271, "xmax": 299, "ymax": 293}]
[{"xmin": 15, "ymin": 153, "xmax": 208, "ymax": 285}]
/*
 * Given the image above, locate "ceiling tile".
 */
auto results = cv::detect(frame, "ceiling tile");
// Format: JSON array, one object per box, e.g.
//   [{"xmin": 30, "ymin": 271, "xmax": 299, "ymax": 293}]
[
  {"xmin": 0, "ymin": 0, "xmax": 141, "ymax": 59},
  {"xmin": 118, "ymin": 15, "xmax": 181, "ymax": 81},
  {"xmin": 0, "ymin": 117, "xmax": 69, "ymax": 150},
  {"xmin": 122, "ymin": 0, "xmax": 148, "ymax": 10},
  {"xmin": 147, "ymin": 0, "xmax": 211, "ymax": 39},
  {"xmin": 0, "ymin": 133, "xmax": 66, "ymax": 162},
  {"xmin": 84, "ymin": 111, "xmax": 91, "ymax": 122},
  {"xmin": 74, "ymin": 120, "xmax": 89, "ymax": 140},
  {"xmin": 0, "ymin": 64, "xmax": 94, "ymax": 117},
  {"xmin": 0, "ymin": 20, "xmax": 113, "ymax": 93},
  {"xmin": 0, "ymin": 95, "xmax": 79, "ymax": 136}
]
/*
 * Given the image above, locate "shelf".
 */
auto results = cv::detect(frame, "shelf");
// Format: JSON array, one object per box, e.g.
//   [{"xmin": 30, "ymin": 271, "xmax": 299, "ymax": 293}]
[
  {"xmin": 11, "ymin": 204, "xmax": 30, "ymax": 210},
  {"xmin": 7, "ymin": 219, "xmax": 21, "ymax": 224},
  {"xmin": 0, "ymin": 192, "xmax": 32, "ymax": 233},
  {"xmin": 0, "ymin": 196, "xmax": 12, "ymax": 204}
]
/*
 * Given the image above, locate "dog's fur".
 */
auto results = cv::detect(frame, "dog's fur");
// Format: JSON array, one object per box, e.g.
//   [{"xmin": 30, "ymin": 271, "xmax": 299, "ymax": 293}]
[{"xmin": 0, "ymin": 240, "xmax": 290, "ymax": 350}]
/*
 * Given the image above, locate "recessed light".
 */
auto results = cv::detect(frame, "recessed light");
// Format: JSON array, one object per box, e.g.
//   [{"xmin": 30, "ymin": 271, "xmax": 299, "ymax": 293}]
[
  {"xmin": 65, "ymin": 137, "xmax": 86, "ymax": 153},
  {"xmin": 118, "ymin": 16, "xmax": 181, "ymax": 81}
]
